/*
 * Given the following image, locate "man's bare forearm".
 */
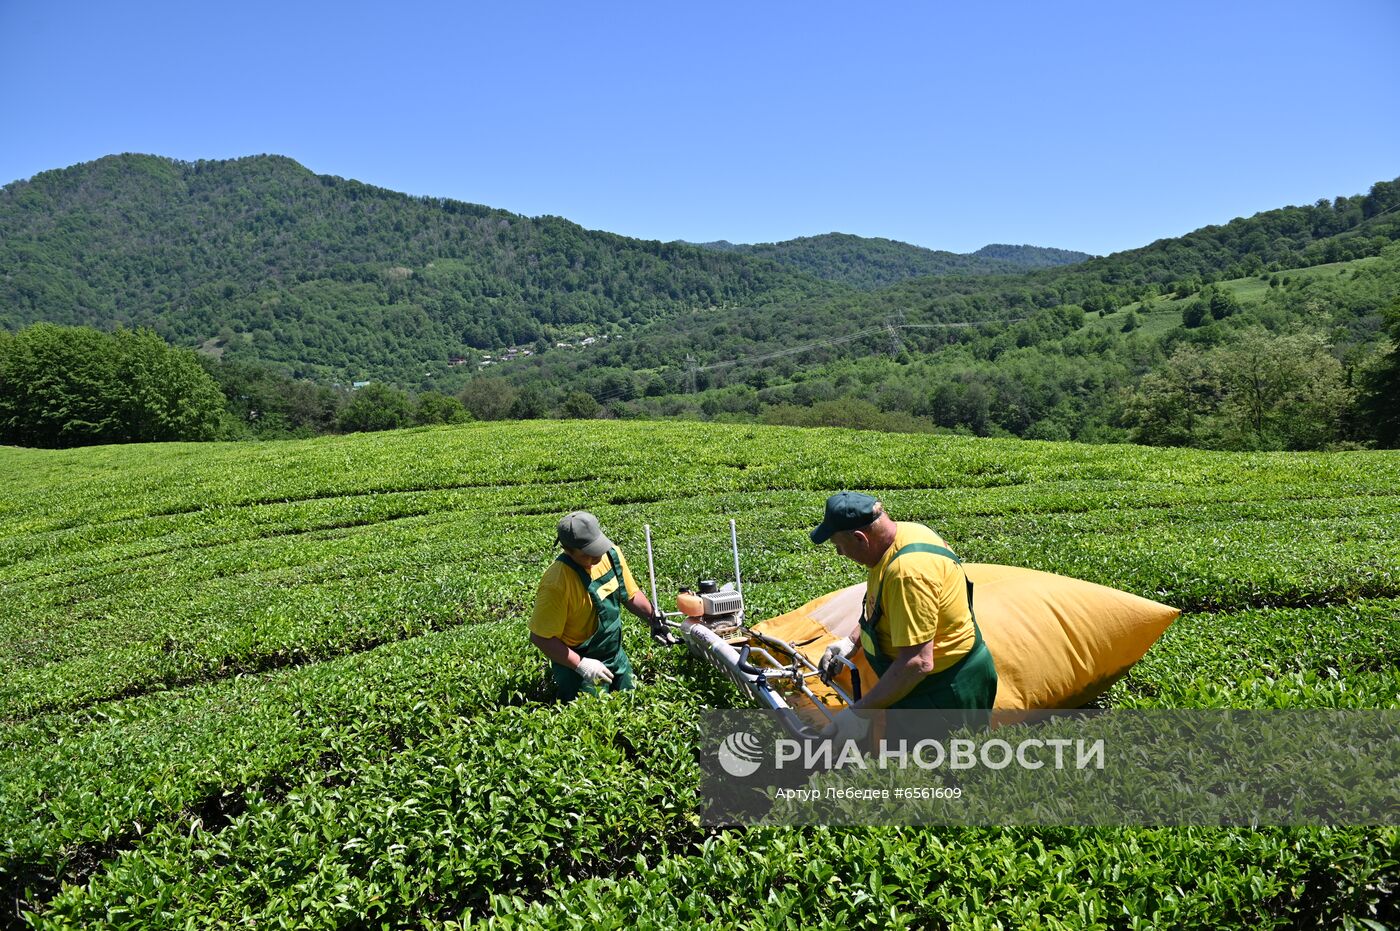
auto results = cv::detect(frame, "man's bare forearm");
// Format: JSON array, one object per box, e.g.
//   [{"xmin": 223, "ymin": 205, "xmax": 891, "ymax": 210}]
[
  {"xmin": 624, "ymin": 591, "xmax": 657, "ymax": 620},
  {"xmin": 854, "ymin": 643, "xmax": 935, "ymax": 711},
  {"xmin": 530, "ymin": 632, "xmax": 580, "ymax": 668}
]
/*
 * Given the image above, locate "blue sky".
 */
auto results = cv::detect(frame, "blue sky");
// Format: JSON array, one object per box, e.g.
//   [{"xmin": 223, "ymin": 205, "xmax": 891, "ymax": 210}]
[{"xmin": 2, "ymin": 0, "xmax": 1397, "ymax": 255}]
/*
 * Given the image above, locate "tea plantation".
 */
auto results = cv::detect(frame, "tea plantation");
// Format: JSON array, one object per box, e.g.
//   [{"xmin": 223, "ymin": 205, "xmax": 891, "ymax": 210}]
[{"xmin": 2, "ymin": 421, "xmax": 1397, "ymax": 929}]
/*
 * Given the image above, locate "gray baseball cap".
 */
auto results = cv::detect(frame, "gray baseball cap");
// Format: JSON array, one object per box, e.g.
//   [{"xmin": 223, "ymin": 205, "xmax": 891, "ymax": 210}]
[{"xmin": 556, "ymin": 511, "xmax": 614, "ymax": 556}]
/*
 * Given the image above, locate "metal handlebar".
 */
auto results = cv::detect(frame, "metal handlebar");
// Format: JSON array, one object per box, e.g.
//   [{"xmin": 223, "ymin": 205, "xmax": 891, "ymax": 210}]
[{"xmin": 824, "ymin": 654, "xmax": 863, "ymax": 701}]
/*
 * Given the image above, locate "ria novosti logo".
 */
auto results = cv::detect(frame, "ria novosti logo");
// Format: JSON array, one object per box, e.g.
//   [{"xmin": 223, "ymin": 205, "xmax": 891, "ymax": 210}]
[
  {"xmin": 716, "ymin": 728, "xmax": 1109, "ymax": 777},
  {"xmin": 717, "ymin": 731, "xmax": 765, "ymax": 777}
]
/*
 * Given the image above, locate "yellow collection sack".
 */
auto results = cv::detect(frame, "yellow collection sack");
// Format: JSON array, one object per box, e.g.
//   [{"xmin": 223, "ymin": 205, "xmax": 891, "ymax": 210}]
[
  {"xmin": 750, "ymin": 563, "xmax": 1179, "ymax": 717},
  {"xmin": 748, "ymin": 584, "xmax": 875, "ymax": 725}
]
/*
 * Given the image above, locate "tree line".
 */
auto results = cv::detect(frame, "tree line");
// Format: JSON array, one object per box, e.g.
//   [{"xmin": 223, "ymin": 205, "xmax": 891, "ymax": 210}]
[
  {"xmin": 3, "ymin": 156, "xmax": 1398, "ymax": 451},
  {"xmin": 6, "ymin": 154, "xmax": 1394, "ymax": 393},
  {"xmin": 6, "ymin": 263, "xmax": 1396, "ymax": 451},
  {"xmin": 693, "ymin": 234, "xmax": 1091, "ymax": 290},
  {"xmin": 0, "ymin": 323, "xmax": 627, "ymax": 447}
]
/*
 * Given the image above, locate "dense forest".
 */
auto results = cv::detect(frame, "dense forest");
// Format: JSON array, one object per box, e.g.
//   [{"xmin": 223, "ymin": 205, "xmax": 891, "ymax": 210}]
[
  {"xmin": 0, "ymin": 156, "xmax": 1092, "ymax": 385},
  {"xmin": 0, "ymin": 155, "xmax": 834, "ymax": 382},
  {"xmin": 0, "ymin": 323, "xmax": 226, "ymax": 446},
  {"xmin": 494, "ymin": 247, "xmax": 1400, "ymax": 447},
  {"xmin": 691, "ymin": 234, "xmax": 1090, "ymax": 289},
  {"xmin": 492, "ymin": 180, "xmax": 1400, "ymax": 449},
  {"xmin": 1, "ymin": 154, "xmax": 1397, "ymax": 450}
]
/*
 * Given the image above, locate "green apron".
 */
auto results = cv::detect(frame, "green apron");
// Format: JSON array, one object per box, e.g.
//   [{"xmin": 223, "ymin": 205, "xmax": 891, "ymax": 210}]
[
  {"xmin": 551, "ymin": 548, "xmax": 635, "ymax": 701},
  {"xmin": 860, "ymin": 542, "xmax": 997, "ymax": 731}
]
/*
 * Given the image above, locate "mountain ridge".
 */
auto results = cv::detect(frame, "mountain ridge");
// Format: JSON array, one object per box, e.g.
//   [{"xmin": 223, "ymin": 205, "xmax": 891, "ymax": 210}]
[
  {"xmin": 0, "ymin": 153, "xmax": 837, "ymax": 379},
  {"xmin": 686, "ymin": 232, "xmax": 1091, "ymax": 288},
  {"xmin": 2, "ymin": 153, "xmax": 1396, "ymax": 395}
]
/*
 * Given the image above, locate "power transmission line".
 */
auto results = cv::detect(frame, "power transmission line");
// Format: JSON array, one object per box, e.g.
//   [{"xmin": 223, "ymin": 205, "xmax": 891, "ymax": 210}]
[
  {"xmin": 521, "ymin": 193, "xmax": 1400, "ymax": 407},
  {"xmin": 580, "ymin": 317, "xmax": 1026, "ymax": 406}
]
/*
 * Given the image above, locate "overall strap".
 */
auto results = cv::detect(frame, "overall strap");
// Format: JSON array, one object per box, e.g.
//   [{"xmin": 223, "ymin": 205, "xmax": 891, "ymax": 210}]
[
  {"xmin": 871, "ymin": 542, "xmax": 964, "ymax": 622},
  {"xmin": 556, "ymin": 549, "xmax": 623, "ymax": 604},
  {"xmin": 556, "ymin": 551, "xmax": 592, "ymax": 589},
  {"xmin": 865, "ymin": 541, "xmax": 978, "ymax": 663}
]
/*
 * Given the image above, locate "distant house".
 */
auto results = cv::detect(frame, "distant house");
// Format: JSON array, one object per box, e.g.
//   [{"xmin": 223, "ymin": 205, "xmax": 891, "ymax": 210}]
[{"xmin": 352, "ymin": 380, "xmax": 372, "ymax": 389}]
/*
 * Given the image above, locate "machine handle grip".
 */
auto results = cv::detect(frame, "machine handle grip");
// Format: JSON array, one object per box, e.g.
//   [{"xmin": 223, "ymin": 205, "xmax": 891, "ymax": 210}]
[
  {"xmin": 734, "ymin": 644, "xmax": 763, "ymax": 677},
  {"xmin": 818, "ymin": 654, "xmax": 863, "ymax": 702},
  {"xmin": 835, "ymin": 655, "xmax": 863, "ymax": 701}
]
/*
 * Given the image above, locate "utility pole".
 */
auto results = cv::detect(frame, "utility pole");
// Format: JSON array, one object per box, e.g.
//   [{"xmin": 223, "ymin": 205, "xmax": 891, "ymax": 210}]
[
  {"xmin": 885, "ymin": 315, "xmax": 906, "ymax": 359},
  {"xmin": 685, "ymin": 354, "xmax": 698, "ymax": 394}
]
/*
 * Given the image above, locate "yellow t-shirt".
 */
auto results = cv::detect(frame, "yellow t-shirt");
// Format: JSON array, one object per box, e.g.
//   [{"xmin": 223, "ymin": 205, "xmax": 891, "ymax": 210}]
[
  {"xmin": 530, "ymin": 549, "xmax": 640, "ymax": 647},
  {"xmin": 862, "ymin": 522, "xmax": 975, "ymax": 672}
]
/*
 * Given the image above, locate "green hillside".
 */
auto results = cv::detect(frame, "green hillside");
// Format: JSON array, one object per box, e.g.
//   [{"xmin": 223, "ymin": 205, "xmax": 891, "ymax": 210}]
[
  {"xmin": 2, "ymin": 422, "xmax": 1397, "ymax": 927},
  {"xmin": 498, "ymin": 244, "xmax": 1400, "ymax": 447},
  {"xmin": 691, "ymin": 233, "xmax": 1091, "ymax": 289},
  {"xmin": 0, "ymin": 154, "xmax": 835, "ymax": 381},
  {"xmin": 1072, "ymin": 255, "xmax": 1388, "ymax": 335},
  {"xmin": 490, "ymin": 182, "xmax": 1400, "ymax": 439},
  {"xmin": 3, "ymin": 155, "xmax": 1395, "ymax": 398},
  {"xmin": 971, "ymin": 243, "xmax": 1094, "ymax": 266},
  {"xmin": 3, "ymin": 156, "xmax": 1398, "ymax": 448}
]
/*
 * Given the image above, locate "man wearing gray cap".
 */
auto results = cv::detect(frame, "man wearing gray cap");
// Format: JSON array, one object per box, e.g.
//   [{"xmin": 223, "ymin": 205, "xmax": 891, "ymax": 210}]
[
  {"xmin": 810, "ymin": 491, "xmax": 997, "ymax": 743},
  {"xmin": 529, "ymin": 511, "xmax": 669, "ymax": 701}
]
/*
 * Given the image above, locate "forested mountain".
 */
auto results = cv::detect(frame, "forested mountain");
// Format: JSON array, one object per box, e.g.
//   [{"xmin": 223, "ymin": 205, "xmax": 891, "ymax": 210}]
[
  {"xmin": 523, "ymin": 178, "xmax": 1400, "ymax": 382},
  {"xmin": 494, "ymin": 179, "xmax": 1400, "ymax": 449},
  {"xmin": 971, "ymin": 244, "xmax": 1093, "ymax": 267},
  {"xmin": 690, "ymin": 233, "xmax": 1090, "ymax": 289},
  {"xmin": 0, "ymin": 154, "xmax": 834, "ymax": 381},
  {"xmin": 2, "ymin": 152, "xmax": 1397, "ymax": 450}
]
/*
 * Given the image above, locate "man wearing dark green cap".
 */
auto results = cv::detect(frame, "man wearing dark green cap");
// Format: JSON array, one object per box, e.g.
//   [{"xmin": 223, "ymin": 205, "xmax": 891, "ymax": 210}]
[
  {"xmin": 529, "ymin": 511, "xmax": 670, "ymax": 701},
  {"xmin": 811, "ymin": 492, "xmax": 997, "ymax": 743}
]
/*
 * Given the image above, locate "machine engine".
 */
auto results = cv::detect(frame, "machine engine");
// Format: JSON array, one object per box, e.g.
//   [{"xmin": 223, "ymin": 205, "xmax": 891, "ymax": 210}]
[{"xmin": 681, "ymin": 579, "xmax": 745, "ymax": 641}]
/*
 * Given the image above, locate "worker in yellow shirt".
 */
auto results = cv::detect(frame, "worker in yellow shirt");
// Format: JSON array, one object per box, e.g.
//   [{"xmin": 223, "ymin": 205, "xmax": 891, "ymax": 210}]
[
  {"xmin": 810, "ymin": 492, "xmax": 997, "ymax": 743},
  {"xmin": 529, "ymin": 511, "xmax": 671, "ymax": 701}
]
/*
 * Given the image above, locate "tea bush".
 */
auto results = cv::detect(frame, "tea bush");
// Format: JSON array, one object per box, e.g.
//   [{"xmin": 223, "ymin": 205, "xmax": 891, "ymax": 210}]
[{"xmin": 2, "ymin": 421, "xmax": 1396, "ymax": 927}]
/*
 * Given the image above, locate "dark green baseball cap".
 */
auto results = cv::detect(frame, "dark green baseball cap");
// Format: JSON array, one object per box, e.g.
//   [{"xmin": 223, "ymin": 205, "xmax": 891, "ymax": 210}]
[
  {"xmin": 810, "ymin": 491, "xmax": 883, "ymax": 544},
  {"xmin": 556, "ymin": 511, "xmax": 614, "ymax": 556}
]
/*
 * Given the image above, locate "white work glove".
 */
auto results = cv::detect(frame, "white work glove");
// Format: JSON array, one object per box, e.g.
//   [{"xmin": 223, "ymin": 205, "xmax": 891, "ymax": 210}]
[
  {"xmin": 818, "ymin": 638, "xmax": 857, "ymax": 678},
  {"xmin": 822, "ymin": 708, "xmax": 871, "ymax": 743},
  {"xmin": 574, "ymin": 657, "xmax": 615, "ymax": 686}
]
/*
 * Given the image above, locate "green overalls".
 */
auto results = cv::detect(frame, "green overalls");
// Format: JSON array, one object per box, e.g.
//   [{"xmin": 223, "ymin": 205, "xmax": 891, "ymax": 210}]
[
  {"xmin": 860, "ymin": 542, "xmax": 997, "ymax": 732},
  {"xmin": 551, "ymin": 548, "xmax": 636, "ymax": 702}
]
